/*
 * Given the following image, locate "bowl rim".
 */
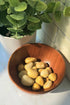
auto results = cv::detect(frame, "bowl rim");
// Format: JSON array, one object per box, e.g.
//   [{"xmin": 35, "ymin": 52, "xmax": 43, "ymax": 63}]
[{"xmin": 8, "ymin": 43, "xmax": 66, "ymax": 94}]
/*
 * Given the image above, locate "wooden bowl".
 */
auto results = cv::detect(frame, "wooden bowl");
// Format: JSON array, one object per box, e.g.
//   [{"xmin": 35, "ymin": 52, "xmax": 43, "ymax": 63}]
[{"xmin": 8, "ymin": 43, "xmax": 65, "ymax": 94}]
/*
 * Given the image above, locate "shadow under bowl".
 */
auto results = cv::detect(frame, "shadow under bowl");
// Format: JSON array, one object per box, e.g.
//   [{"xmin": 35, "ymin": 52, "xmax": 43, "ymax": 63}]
[{"xmin": 8, "ymin": 43, "xmax": 65, "ymax": 94}]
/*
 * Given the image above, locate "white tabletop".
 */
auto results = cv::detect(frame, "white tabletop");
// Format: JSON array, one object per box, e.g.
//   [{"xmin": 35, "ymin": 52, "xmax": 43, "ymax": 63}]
[{"xmin": 0, "ymin": 43, "xmax": 70, "ymax": 105}]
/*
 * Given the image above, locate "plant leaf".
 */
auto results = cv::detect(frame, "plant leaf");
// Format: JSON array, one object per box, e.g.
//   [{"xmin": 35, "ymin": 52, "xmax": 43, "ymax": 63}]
[
  {"xmin": 54, "ymin": 11, "xmax": 62, "ymax": 21},
  {"xmin": 38, "ymin": 13, "xmax": 52, "ymax": 23},
  {"xmin": 14, "ymin": 2, "xmax": 27, "ymax": 12},
  {"xmin": 7, "ymin": 6, "xmax": 14, "ymax": 14},
  {"xmin": 0, "ymin": 2, "xmax": 8, "ymax": 11},
  {"xmin": 10, "ymin": 12, "xmax": 25, "ymax": 20},
  {"xmin": 27, "ymin": 23, "xmax": 41, "ymax": 31},
  {"xmin": 18, "ymin": 20, "xmax": 26, "ymax": 28},
  {"xmin": 11, "ymin": 35, "xmax": 23, "ymax": 39},
  {"xmin": 36, "ymin": 1, "xmax": 47, "ymax": 11},
  {"xmin": 63, "ymin": 7, "xmax": 70, "ymax": 16},
  {"xmin": 46, "ymin": 2, "xmax": 55, "ymax": 13},
  {"xmin": 6, "ymin": 15, "xmax": 17, "ymax": 26},
  {"xmin": 7, "ymin": 27, "xmax": 23, "ymax": 32},
  {"xmin": 26, "ymin": 0, "xmax": 38, "ymax": 7},
  {"xmin": 0, "ymin": 10, "xmax": 10, "ymax": 25},
  {"xmin": 7, "ymin": 7, "xmax": 12, "ymax": 14},
  {"xmin": 28, "ymin": 16, "xmax": 40, "ymax": 23},
  {"xmin": 0, "ymin": 0, "xmax": 5, "ymax": 5},
  {"xmin": 6, "ymin": 14, "xmax": 27, "ymax": 28},
  {"xmin": 8, "ymin": 0, "xmax": 20, "ymax": 7},
  {"xmin": 17, "ymin": 14, "xmax": 27, "ymax": 28},
  {"xmin": 53, "ymin": 1, "xmax": 60, "ymax": 13},
  {"xmin": 26, "ymin": 5, "xmax": 36, "ymax": 15}
]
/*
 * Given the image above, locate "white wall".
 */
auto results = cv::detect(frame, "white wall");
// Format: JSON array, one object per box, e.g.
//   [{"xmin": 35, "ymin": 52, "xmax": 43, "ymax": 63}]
[{"xmin": 36, "ymin": 16, "xmax": 70, "ymax": 62}]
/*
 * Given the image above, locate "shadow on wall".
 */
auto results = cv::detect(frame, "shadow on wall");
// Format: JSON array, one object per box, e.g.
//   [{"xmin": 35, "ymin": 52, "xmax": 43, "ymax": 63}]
[
  {"xmin": 0, "ymin": 43, "xmax": 10, "ymax": 74},
  {"xmin": 54, "ymin": 17, "xmax": 70, "ymax": 62},
  {"xmin": 36, "ymin": 22, "xmax": 58, "ymax": 48},
  {"xmin": 55, "ymin": 16, "xmax": 70, "ymax": 39},
  {"xmin": 42, "ymin": 22, "xmax": 57, "ymax": 47}
]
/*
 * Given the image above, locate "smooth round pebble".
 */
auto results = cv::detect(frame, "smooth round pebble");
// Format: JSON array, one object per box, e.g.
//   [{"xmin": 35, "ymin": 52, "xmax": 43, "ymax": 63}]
[
  {"xmin": 35, "ymin": 76, "xmax": 44, "ymax": 86},
  {"xmin": 18, "ymin": 70, "xmax": 27, "ymax": 79},
  {"xmin": 27, "ymin": 69, "xmax": 38, "ymax": 79},
  {"xmin": 48, "ymin": 73, "xmax": 57, "ymax": 81},
  {"xmin": 32, "ymin": 83, "xmax": 40, "ymax": 90},
  {"xmin": 43, "ymin": 80, "xmax": 52, "ymax": 89},
  {"xmin": 21, "ymin": 75, "xmax": 34, "ymax": 86},
  {"xmin": 25, "ymin": 62, "xmax": 33, "ymax": 71},
  {"xmin": 35, "ymin": 62, "xmax": 45, "ymax": 69},
  {"xmin": 46, "ymin": 67, "xmax": 52, "ymax": 74},
  {"xmin": 25, "ymin": 57, "xmax": 37, "ymax": 63},
  {"xmin": 40, "ymin": 69, "xmax": 49, "ymax": 78},
  {"xmin": 32, "ymin": 66, "xmax": 37, "ymax": 70}
]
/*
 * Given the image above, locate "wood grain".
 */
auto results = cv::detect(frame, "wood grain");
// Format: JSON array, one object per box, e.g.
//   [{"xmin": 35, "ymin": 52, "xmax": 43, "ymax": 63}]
[{"xmin": 8, "ymin": 43, "xmax": 65, "ymax": 94}]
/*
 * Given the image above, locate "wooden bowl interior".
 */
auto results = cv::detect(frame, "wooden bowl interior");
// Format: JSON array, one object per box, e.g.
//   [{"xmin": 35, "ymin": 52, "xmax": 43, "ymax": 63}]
[{"xmin": 8, "ymin": 43, "xmax": 65, "ymax": 94}]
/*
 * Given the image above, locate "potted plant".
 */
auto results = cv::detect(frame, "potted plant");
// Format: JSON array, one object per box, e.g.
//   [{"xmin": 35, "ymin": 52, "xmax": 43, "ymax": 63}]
[{"xmin": 0, "ymin": 0, "xmax": 70, "ymax": 54}]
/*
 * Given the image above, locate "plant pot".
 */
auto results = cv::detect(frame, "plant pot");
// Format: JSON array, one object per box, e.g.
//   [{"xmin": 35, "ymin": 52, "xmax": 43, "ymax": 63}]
[{"xmin": 0, "ymin": 32, "xmax": 36, "ymax": 54}]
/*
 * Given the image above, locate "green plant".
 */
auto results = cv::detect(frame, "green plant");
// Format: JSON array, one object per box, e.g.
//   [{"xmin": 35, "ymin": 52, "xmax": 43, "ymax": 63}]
[{"xmin": 0, "ymin": 0, "xmax": 70, "ymax": 38}]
